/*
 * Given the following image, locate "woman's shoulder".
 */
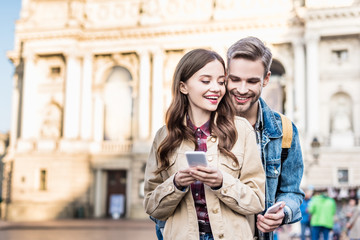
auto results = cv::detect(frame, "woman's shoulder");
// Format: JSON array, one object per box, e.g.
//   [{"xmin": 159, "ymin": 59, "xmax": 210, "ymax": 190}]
[
  {"xmin": 234, "ymin": 116, "xmax": 253, "ymax": 131},
  {"xmin": 153, "ymin": 125, "xmax": 168, "ymax": 142}
]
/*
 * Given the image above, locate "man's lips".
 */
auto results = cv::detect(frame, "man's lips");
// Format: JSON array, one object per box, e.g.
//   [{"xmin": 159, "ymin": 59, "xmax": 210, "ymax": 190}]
[{"xmin": 234, "ymin": 95, "xmax": 251, "ymax": 104}]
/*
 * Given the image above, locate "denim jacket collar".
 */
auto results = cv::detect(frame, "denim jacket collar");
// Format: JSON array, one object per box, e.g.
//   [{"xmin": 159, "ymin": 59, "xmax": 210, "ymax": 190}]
[{"xmin": 259, "ymin": 98, "xmax": 282, "ymax": 139}]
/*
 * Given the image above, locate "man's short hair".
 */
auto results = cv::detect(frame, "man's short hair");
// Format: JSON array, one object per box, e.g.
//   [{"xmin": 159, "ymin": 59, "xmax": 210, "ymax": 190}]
[{"xmin": 227, "ymin": 36, "xmax": 273, "ymax": 78}]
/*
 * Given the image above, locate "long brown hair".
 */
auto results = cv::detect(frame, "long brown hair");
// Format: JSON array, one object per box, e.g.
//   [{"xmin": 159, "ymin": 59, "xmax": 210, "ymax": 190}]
[{"xmin": 156, "ymin": 49, "xmax": 238, "ymax": 174}]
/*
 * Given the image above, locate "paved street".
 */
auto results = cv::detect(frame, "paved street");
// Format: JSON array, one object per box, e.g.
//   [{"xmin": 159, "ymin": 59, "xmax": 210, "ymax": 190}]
[
  {"xmin": 0, "ymin": 219, "xmax": 157, "ymax": 240},
  {"xmin": 0, "ymin": 218, "xmax": 298, "ymax": 240}
]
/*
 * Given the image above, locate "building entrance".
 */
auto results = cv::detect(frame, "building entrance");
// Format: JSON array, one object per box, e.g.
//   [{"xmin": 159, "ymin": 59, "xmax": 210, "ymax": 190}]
[{"xmin": 106, "ymin": 170, "xmax": 127, "ymax": 218}]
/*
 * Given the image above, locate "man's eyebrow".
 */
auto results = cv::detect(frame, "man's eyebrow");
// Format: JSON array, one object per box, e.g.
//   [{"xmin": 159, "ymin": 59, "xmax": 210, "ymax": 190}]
[
  {"xmin": 227, "ymin": 74, "xmax": 240, "ymax": 79},
  {"xmin": 227, "ymin": 75, "xmax": 261, "ymax": 81},
  {"xmin": 247, "ymin": 77, "xmax": 261, "ymax": 81}
]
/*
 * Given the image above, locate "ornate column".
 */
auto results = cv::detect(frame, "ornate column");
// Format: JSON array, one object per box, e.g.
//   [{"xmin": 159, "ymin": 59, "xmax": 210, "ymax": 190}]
[
  {"xmin": 94, "ymin": 169, "xmax": 103, "ymax": 218},
  {"xmin": 151, "ymin": 49, "xmax": 165, "ymax": 138},
  {"xmin": 305, "ymin": 33, "xmax": 320, "ymax": 139},
  {"xmin": 80, "ymin": 53, "xmax": 93, "ymax": 140},
  {"xmin": 21, "ymin": 52, "xmax": 37, "ymax": 139},
  {"xmin": 138, "ymin": 50, "xmax": 151, "ymax": 140},
  {"xmin": 10, "ymin": 62, "xmax": 21, "ymax": 147},
  {"xmin": 292, "ymin": 38, "xmax": 306, "ymax": 133},
  {"xmin": 63, "ymin": 53, "xmax": 81, "ymax": 139},
  {"xmin": 93, "ymin": 93, "xmax": 104, "ymax": 142}
]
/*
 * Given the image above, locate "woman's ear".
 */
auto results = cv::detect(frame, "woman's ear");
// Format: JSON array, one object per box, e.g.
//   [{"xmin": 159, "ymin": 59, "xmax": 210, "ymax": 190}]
[{"xmin": 179, "ymin": 81, "xmax": 188, "ymax": 95}]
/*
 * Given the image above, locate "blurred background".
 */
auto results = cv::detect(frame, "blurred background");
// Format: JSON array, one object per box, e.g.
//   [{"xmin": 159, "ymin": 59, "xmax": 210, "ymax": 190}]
[{"xmin": 1, "ymin": 0, "xmax": 360, "ymax": 239}]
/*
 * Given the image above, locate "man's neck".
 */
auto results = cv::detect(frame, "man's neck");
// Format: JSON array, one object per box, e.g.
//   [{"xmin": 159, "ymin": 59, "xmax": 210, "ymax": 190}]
[{"xmin": 237, "ymin": 102, "xmax": 259, "ymax": 126}]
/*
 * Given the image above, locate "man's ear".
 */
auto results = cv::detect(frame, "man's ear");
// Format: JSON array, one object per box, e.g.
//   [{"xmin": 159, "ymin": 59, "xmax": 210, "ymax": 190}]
[
  {"xmin": 262, "ymin": 71, "xmax": 271, "ymax": 88},
  {"xmin": 179, "ymin": 81, "xmax": 188, "ymax": 94}
]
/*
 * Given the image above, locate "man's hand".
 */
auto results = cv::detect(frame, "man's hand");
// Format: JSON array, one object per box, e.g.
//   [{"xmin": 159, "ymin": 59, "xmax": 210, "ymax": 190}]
[
  {"xmin": 189, "ymin": 166, "xmax": 223, "ymax": 188},
  {"xmin": 174, "ymin": 168, "xmax": 196, "ymax": 189},
  {"xmin": 257, "ymin": 202, "xmax": 286, "ymax": 233}
]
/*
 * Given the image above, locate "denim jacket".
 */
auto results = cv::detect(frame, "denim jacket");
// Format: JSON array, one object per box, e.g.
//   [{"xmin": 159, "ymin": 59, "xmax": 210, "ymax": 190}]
[{"xmin": 259, "ymin": 98, "xmax": 304, "ymax": 237}]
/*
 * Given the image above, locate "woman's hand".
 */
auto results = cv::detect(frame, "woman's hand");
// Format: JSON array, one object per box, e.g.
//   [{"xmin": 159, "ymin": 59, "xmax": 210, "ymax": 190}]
[
  {"xmin": 174, "ymin": 168, "xmax": 196, "ymax": 189},
  {"xmin": 189, "ymin": 166, "xmax": 223, "ymax": 188}
]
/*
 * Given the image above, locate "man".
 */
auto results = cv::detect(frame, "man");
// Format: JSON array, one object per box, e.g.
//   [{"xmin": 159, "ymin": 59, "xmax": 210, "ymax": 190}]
[
  {"xmin": 152, "ymin": 36, "xmax": 304, "ymax": 239},
  {"xmin": 226, "ymin": 36, "xmax": 304, "ymax": 239}
]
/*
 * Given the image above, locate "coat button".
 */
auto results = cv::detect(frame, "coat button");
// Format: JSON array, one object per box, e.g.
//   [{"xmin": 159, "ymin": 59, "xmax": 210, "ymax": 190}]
[
  {"xmin": 210, "ymin": 137, "xmax": 216, "ymax": 143},
  {"xmin": 168, "ymin": 186, "xmax": 173, "ymax": 192},
  {"xmin": 212, "ymin": 208, "xmax": 219, "ymax": 214},
  {"xmin": 218, "ymin": 234, "xmax": 224, "ymax": 239},
  {"xmin": 208, "ymin": 156, "xmax": 213, "ymax": 162},
  {"xmin": 222, "ymin": 189, "xmax": 227, "ymax": 194},
  {"xmin": 274, "ymin": 169, "xmax": 279, "ymax": 174},
  {"xmin": 232, "ymin": 162, "xmax": 237, "ymax": 167}
]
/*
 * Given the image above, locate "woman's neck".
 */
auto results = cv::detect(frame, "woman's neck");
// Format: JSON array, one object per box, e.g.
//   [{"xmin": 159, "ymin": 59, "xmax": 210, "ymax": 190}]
[{"xmin": 188, "ymin": 110, "xmax": 211, "ymax": 127}]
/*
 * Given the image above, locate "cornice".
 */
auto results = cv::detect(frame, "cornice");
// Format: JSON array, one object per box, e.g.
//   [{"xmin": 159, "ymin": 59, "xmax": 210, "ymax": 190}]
[
  {"xmin": 16, "ymin": 17, "xmax": 303, "ymax": 42},
  {"xmin": 306, "ymin": 6, "xmax": 360, "ymax": 21}
]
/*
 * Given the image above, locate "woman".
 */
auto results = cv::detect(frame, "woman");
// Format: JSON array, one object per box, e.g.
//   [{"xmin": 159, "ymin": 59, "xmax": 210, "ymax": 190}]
[
  {"xmin": 346, "ymin": 198, "xmax": 360, "ymax": 240},
  {"xmin": 144, "ymin": 49, "xmax": 265, "ymax": 240}
]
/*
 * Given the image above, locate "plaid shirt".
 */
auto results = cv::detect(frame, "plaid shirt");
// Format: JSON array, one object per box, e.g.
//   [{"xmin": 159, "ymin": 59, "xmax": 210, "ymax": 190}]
[{"xmin": 187, "ymin": 116, "xmax": 211, "ymax": 223}]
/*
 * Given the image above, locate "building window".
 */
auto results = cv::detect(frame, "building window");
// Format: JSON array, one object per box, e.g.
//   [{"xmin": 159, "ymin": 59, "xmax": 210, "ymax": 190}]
[
  {"xmin": 50, "ymin": 66, "xmax": 61, "ymax": 77},
  {"xmin": 332, "ymin": 49, "xmax": 348, "ymax": 63},
  {"xmin": 337, "ymin": 169, "xmax": 348, "ymax": 184},
  {"xmin": 40, "ymin": 169, "xmax": 47, "ymax": 191}
]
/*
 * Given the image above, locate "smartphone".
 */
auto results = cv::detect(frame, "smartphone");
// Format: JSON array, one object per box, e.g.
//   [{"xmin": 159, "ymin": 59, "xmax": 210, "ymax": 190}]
[
  {"xmin": 265, "ymin": 202, "xmax": 283, "ymax": 214},
  {"xmin": 185, "ymin": 151, "xmax": 208, "ymax": 167}
]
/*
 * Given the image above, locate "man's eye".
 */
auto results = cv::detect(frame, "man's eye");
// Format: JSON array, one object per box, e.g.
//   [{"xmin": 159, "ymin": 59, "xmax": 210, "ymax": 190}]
[
  {"xmin": 229, "ymin": 78, "xmax": 239, "ymax": 82},
  {"xmin": 218, "ymin": 81, "xmax": 225, "ymax": 85}
]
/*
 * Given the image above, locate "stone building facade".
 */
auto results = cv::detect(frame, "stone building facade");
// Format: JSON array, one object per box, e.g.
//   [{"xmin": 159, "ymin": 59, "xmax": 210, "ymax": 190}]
[{"xmin": 2, "ymin": 0, "xmax": 360, "ymax": 221}]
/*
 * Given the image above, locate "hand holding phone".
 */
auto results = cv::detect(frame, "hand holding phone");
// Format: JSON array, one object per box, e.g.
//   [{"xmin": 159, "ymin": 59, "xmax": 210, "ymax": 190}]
[
  {"xmin": 265, "ymin": 202, "xmax": 283, "ymax": 214},
  {"xmin": 185, "ymin": 151, "xmax": 208, "ymax": 167}
]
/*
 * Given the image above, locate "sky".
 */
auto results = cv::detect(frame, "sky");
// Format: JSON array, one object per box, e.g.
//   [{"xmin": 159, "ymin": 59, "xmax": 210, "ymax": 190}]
[{"xmin": 0, "ymin": 0, "xmax": 21, "ymax": 133}]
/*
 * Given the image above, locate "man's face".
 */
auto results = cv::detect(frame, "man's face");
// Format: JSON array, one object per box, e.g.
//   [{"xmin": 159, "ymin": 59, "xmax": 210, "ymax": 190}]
[{"xmin": 227, "ymin": 58, "xmax": 270, "ymax": 118}]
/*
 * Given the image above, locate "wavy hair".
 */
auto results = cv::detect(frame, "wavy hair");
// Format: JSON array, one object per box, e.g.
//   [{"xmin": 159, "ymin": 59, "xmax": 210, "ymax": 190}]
[{"xmin": 155, "ymin": 49, "xmax": 238, "ymax": 174}]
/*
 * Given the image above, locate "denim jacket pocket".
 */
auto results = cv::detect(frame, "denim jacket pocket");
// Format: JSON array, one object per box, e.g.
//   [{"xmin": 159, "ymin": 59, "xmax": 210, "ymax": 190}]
[{"xmin": 266, "ymin": 160, "xmax": 281, "ymax": 178}]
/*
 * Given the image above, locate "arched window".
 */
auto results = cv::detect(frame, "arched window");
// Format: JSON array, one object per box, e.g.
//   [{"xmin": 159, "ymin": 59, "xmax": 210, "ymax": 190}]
[
  {"xmin": 262, "ymin": 59, "xmax": 286, "ymax": 113},
  {"xmin": 103, "ymin": 66, "xmax": 133, "ymax": 141},
  {"xmin": 40, "ymin": 102, "xmax": 62, "ymax": 139},
  {"xmin": 330, "ymin": 92, "xmax": 352, "ymax": 134}
]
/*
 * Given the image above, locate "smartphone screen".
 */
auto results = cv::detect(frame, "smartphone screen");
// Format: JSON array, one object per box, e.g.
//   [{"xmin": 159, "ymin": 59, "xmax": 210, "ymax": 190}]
[{"xmin": 185, "ymin": 151, "xmax": 208, "ymax": 167}]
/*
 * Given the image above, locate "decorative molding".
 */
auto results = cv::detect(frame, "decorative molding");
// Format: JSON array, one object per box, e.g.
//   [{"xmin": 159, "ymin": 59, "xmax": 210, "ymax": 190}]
[
  {"xmin": 15, "ymin": 17, "xmax": 300, "ymax": 42},
  {"xmin": 306, "ymin": 6, "xmax": 360, "ymax": 21}
]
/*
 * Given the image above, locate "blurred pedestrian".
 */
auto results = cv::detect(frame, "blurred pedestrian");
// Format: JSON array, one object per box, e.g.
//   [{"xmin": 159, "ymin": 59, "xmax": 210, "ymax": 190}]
[
  {"xmin": 346, "ymin": 198, "xmax": 360, "ymax": 240},
  {"xmin": 308, "ymin": 189, "xmax": 336, "ymax": 240},
  {"xmin": 300, "ymin": 189, "xmax": 312, "ymax": 240}
]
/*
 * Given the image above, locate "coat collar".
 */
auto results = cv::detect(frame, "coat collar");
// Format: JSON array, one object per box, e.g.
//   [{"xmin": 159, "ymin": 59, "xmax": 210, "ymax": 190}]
[{"xmin": 259, "ymin": 98, "xmax": 282, "ymax": 139}]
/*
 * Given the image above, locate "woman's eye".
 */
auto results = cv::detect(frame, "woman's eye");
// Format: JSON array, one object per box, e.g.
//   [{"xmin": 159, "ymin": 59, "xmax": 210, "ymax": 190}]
[
  {"xmin": 218, "ymin": 81, "xmax": 225, "ymax": 85},
  {"xmin": 201, "ymin": 80, "xmax": 210, "ymax": 84}
]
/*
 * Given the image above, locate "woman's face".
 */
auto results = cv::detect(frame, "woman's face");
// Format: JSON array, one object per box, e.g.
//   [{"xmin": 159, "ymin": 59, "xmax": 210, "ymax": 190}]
[{"xmin": 180, "ymin": 59, "xmax": 226, "ymax": 121}]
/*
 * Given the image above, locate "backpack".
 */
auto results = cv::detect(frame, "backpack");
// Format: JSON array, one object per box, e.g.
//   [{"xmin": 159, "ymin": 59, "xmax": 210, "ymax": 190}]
[{"xmin": 279, "ymin": 113, "xmax": 293, "ymax": 162}]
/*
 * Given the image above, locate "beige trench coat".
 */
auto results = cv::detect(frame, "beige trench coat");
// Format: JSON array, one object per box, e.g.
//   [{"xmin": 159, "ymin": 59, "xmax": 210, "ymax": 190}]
[{"xmin": 144, "ymin": 117, "xmax": 265, "ymax": 240}]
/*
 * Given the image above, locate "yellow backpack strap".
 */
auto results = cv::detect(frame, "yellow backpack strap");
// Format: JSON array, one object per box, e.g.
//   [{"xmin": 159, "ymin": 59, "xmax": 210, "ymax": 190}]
[
  {"xmin": 279, "ymin": 113, "xmax": 293, "ymax": 149},
  {"xmin": 277, "ymin": 113, "xmax": 294, "ymax": 193}
]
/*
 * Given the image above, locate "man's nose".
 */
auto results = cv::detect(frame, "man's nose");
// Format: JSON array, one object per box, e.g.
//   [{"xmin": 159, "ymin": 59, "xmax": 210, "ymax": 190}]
[{"xmin": 237, "ymin": 82, "xmax": 248, "ymax": 94}]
